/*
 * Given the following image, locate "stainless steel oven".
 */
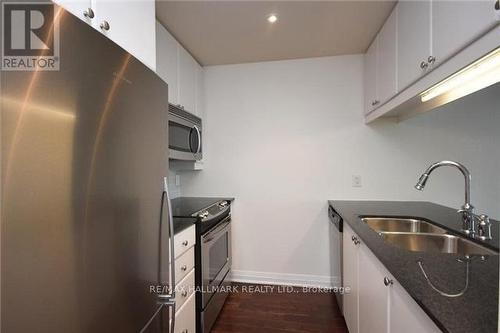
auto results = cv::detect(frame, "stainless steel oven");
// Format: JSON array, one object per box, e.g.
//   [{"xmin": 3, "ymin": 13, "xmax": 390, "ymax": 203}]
[
  {"xmin": 201, "ymin": 215, "xmax": 231, "ymax": 308},
  {"xmin": 196, "ymin": 204, "xmax": 232, "ymax": 333},
  {"xmin": 168, "ymin": 104, "xmax": 202, "ymax": 161}
]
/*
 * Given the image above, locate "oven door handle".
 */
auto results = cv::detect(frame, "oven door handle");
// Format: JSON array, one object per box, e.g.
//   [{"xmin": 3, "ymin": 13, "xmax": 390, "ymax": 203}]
[{"xmin": 202, "ymin": 218, "xmax": 231, "ymax": 244}]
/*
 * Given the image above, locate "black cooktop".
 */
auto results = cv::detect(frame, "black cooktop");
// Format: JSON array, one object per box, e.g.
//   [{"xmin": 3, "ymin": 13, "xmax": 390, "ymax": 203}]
[{"xmin": 171, "ymin": 197, "xmax": 234, "ymax": 217}]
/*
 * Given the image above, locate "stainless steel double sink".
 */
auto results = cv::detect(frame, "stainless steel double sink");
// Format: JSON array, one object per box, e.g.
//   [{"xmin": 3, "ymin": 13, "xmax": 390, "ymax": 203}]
[{"xmin": 361, "ymin": 217, "xmax": 497, "ymax": 256}]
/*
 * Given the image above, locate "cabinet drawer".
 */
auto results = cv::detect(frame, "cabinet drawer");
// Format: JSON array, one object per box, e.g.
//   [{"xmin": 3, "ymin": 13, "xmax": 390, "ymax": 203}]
[
  {"xmin": 175, "ymin": 246, "xmax": 195, "ymax": 284},
  {"xmin": 174, "ymin": 225, "xmax": 195, "ymax": 259},
  {"xmin": 175, "ymin": 269, "xmax": 195, "ymax": 312},
  {"xmin": 174, "ymin": 292, "xmax": 196, "ymax": 333}
]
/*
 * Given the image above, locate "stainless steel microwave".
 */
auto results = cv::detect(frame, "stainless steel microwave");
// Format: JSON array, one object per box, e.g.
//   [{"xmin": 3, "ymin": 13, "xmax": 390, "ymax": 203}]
[{"xmin": 168, "ymin": 104, "xmax": 202, "ymax": 161}]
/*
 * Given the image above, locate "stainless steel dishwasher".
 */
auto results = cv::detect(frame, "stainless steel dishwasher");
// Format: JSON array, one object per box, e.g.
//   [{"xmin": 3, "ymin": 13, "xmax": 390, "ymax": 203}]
[{"xmin": 328, "ymin": 205, "xmax": 343, "ymax": 312}]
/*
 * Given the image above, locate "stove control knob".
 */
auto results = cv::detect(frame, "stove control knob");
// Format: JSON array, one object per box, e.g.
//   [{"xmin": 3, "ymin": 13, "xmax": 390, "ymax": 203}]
[
  {"xmin": 218, "ymin": 201, "xmax": 228, "ymax": 208},
  {"xmin": 199, "ymin": 211, "xmax": 209, "ymax": 219}
]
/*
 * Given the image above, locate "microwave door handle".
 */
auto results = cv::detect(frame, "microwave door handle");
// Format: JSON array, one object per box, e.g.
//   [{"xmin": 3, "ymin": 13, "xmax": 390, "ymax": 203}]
[
  {"xmin": 188, "ymin": 127, "xmax": 195, "ymax": 154},
  {"xmin": 193, "ymin": 125, "xmax": 201, "ymax": 154}
]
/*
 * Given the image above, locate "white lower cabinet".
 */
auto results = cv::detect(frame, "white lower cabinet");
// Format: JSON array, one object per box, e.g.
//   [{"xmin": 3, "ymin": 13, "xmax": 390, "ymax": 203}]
[
  {"xmin": 389, "ymin": 281, "xmax": 441, "ymax": 333},
  {"xmin": 343, "ymin": 224, "xmax": 359, "ymax": 333},
  {"xmin": 343, "ymin": 223, "xmax": 440, "ymax": 333},
  {"xmin": 174, "ymin": 292, "xmax": 196, "ymax": 333},
  {"xmin": 171, "ymin": 225, "xmax": 196, "ymax": 333},
  {"xmin": 358, "ymin": 245, "xmax": 388, "ymax": 333}
]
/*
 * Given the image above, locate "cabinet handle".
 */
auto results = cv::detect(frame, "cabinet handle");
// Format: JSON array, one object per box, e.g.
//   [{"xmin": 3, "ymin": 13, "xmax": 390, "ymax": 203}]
[
  {"xmin": 354, "ymin": 239, "xmax": 360, "ymax": 245},
  {"xmin": 182, "ymin": 240, "xmax": 188, "ymax": 246},
  {"xmin": 495, "ymin": 0, "xmax": 499, "ymax": 11},
  {"xmin": 182, "ymin": 330, "xmax": 188, "ymax": 333},
  {"xmin": 427, "ymin": 56, "xmax": 436, "ymax": 64},
  {"xmin": 181, "ymin": 265, "xmax": 187, "ymax": 271},
  {"xmin": 83, "ymin": 8, "xmax": 94, "ymax": 19},
  {"xmin": 181, "ymin": 290, "xmax": 188, "ymax": 297},
  {"xmin": 383, "ymin": 277, "xmax": 394, "ymax": 286},
  {"xmin": 100, "ymin": 21, "xmax": 110, "ymax": 31},
  {"xmin": 351, "ymin": 235, "xmax": 356, "ymax": 242},
  {"xmin": 371, "ymin": 100, "xmax": 380, "ymax": 106},
  {"xmin": 420, "ymin": 61, "xmax": 429, "ymax": 70}
]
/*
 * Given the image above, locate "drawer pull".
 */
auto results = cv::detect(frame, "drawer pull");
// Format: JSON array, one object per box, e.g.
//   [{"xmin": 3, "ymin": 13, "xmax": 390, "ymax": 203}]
[
  {"xmin": 182, "ymin": 330, "xmax": 188, "ymax": 333},
  {"xmin": 182, "ymin": 240, "xmax": 189, "ymax": 246},
  {"xmin": 181, "ymin": 290, "xmax": 188, "ymax": 297},
  {"xmin": 383, "ymin": 277, "xmax": 393, "ymax": 286},
  {"xmin": 181, "ymin": 265, "xmax": 187, "ymax": 271}
]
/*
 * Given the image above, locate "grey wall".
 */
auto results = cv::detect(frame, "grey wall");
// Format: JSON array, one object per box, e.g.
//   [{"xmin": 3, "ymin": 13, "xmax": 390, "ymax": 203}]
[{"xmin": 180, "ymin": 55, "xmax": 500, "ymax": 285}]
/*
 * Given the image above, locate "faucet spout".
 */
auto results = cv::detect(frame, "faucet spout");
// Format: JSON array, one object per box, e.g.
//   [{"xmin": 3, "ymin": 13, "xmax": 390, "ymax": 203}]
[
  {"xmin": 415, "ymin": 160, "xmax": 477, "ymax": 235},
  {"xmin": 415, "ymin": 160, "xmax": 471, "ymax": 206}
]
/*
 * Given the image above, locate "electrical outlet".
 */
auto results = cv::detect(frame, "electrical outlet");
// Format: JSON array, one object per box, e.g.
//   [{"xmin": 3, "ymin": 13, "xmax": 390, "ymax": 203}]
[
  {"xmin": 175, "ymin": 174, "xmax": 180, "ymax": 186},
  {"xmin": 352, "ymin": 175, "xmax": 362, "ymax": 188}
]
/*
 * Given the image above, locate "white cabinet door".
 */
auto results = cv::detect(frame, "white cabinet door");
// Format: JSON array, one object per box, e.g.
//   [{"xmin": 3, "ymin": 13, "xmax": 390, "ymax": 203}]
[
  {"xmin": 343, "ymin": 224, "xmax": 359, "ymax": 333},
  {"xmin": 195, "ymin": 64, "xmax": 204, "ymax": 119},
  {"xmin": 390, "ymin": 280, "xmax": 441, "ymax": 333},
  {"xmin": 376, "ymin": 8, "xmax": 397, "ymax": 106},
  {"xmin": 364, "ymin": 37, "xmax": 378, "ymax": 115},
  {"xmin": 53, "ymin": 0, "xmax": 92, "ymax": 24},
  {"xmin": 178, "ymin": 47, "xmax": 197, "ymax": 114},
  {"xmin": 397, "ymin": 0, "xmax": 431, "ymax": 91},
  {"xmin": 156, "ymin": 21, "xmax": 179, "ymax": 105},
  {"xmin": 93, "ymin": 0, "xmax": 156, "ymax": 70},
  {"xmin": 358, "ymin": 245, "xmax": 389, "ymax": 333},
  {"xmin": 432, "ymin": 0, "xmax": 499, "ymax": 66}
]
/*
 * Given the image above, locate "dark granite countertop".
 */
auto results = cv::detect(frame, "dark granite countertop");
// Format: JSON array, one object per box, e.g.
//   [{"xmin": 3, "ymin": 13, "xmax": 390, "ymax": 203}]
[
  {"xmin": 328, "ymin": 200, "xmax": 499, "ymax": 333},
  {"xmin": 173, "ymin": 217, "xmax": 196, "ymax": 235},
  {"xmin": 171, "ymin": 197, "xmax": 235, "ymax": 217},
  {"xmin": 172, "ymin": 196, "xmax": 235, "ymax": 235}
]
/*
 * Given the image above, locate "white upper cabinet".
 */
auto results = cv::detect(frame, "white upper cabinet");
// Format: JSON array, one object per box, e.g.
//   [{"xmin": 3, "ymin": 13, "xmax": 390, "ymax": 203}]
[
  {"xmin": 432, "ymin": 0, "xmax": 499, "ymax": 66},
  {"xmin": 53, "ymin": 0, "xmax": 92, "ymax": 23},
  {"xmin": 195, "ymin": 64, "xmax": 205, "ymax": 118},
  {"xmin": 364, "ymin": 37, "xmax": 378, "ymax": 115},
  {"xmin": 156, "ymin": 22, "xmax": 179, "ymax": 105},
  {"xmin": 397, "ymin": 0, "xmax": 431, "ymax": 91},
  {"xmin": 53, "ymin": 0, "xmax": 156, "ymax": 70},
  {"xmin": 93, "ymin": 0, "xmax": 156, "ymax": 70},
  {"xmin": 178, "ymin": 47, "xmax": 197, "ymax": 114},
  {"xmin": 155, "ymin": 21, "xmax": 205, "ymax": 120},
  {"xmin": 364, "ymin": 0, "xmax": 500, "ymax": 122},
  {"xmin": 376, "ymin": 8, "xmax": 397, "ymax": 106}
]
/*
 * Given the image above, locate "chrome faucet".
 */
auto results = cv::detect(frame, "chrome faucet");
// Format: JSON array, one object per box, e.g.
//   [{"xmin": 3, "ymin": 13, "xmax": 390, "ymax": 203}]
[{"xmin": 415, "ymin": 161, "xmax": 492, "ymax": 240}]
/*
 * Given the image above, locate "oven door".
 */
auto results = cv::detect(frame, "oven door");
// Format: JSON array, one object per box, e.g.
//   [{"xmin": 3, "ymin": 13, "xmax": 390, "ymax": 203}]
[
  {"xmin": 201, "ymin": 215, "xmax": 231, "ymax": 308},
  {"xmin": 168, "ymin": 114, "xmax": 202, "ymax": 161}
]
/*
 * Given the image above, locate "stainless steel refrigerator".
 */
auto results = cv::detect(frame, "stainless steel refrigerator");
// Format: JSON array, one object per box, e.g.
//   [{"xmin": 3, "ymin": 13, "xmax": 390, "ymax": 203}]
[{"xmin": 1, "ymin": 5, "xmax": 176, "ymax": 333}]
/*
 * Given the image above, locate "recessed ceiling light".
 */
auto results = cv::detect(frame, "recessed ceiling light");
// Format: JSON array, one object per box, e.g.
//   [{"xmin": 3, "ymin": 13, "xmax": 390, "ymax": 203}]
[{"xmin": 267, "ymin": 14, "xmax": 278, "ymax": 23}]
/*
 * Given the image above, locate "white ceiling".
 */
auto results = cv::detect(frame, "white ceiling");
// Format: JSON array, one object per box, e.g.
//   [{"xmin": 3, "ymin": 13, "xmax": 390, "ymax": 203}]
[{"xmin": 156, "ymin": 1, "xmax": 396, "ymax": 66}]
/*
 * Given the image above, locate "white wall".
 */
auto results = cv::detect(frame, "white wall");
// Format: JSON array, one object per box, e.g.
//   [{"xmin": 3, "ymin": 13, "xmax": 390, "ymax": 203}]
[{"xmin": 180, "ymin": 55, "xmax": 500, "ymax": 286}]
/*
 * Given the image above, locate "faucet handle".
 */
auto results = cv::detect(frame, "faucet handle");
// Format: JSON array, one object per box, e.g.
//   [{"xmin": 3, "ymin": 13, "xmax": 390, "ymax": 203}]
[{"xmin": 476, "ymin": 214, "xmax": 492, "ymax": 240}]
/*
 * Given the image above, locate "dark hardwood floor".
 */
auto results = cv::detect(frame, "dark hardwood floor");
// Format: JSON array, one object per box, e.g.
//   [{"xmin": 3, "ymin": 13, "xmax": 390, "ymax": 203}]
[{"xmin": 211, "ymin": 283, "xmax": 348, "ymax": 333}]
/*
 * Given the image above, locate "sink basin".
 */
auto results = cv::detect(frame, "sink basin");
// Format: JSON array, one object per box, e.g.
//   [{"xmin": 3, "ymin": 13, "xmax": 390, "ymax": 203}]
[
  {"xmin": 380, "ymin": 232, "xmax": 498, "ymax": 256},
  {"xmin": 361, "ymin": 217, "xmax": 447, "ymax": 234}
]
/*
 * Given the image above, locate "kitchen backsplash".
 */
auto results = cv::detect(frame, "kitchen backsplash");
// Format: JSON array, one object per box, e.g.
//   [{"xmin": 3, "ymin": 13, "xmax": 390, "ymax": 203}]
[{"xmin": 167, "ymin": 167, "xmax": 181, "ymax": 199}]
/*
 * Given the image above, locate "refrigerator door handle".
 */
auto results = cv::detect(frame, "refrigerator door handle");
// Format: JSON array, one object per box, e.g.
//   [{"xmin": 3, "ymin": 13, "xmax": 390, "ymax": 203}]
[{"xmin": 163, "ymin": 177, "xmax": 176, "ymax": 298}]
